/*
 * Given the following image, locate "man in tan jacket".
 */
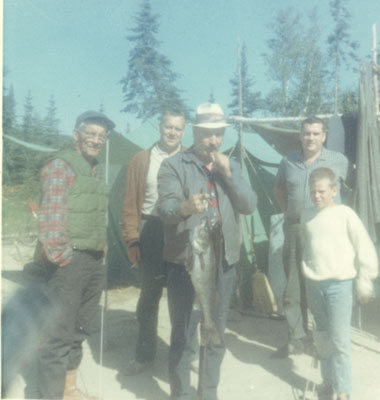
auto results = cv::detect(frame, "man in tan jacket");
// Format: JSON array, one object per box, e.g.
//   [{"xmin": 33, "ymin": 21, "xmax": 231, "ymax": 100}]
[{"xmin": 122, "ymin": 108, "xmax": 186, "ymax": 374}]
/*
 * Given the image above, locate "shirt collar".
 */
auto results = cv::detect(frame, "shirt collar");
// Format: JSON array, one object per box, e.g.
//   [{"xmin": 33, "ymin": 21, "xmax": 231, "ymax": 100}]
[
  {"xmin": 299, "ymin": 146, "xmax": 327, "ymax": 162},
  {"xmin": 183, "ymin": 146, "xmax": 206, "ymax": 166},
  {"xmin": 153, "ymin": 142, "xmax": 181, "ymax": 157}
]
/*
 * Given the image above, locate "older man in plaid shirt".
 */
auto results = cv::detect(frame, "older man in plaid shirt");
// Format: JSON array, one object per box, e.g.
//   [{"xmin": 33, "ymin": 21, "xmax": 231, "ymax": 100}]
[{"xmin": 36, "ymin": 111, "xmax": 114, "ymax": 400}]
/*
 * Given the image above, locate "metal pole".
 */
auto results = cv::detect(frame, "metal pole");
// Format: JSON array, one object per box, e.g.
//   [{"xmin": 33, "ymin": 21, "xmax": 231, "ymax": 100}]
[
  {"xmin": 197, "ymin": 345, "xmax": 206, "ymax": 400},
  {"xmin": 98, "ymin": 138, "xmax": 110, "ymax": 398},
  {"xmin": 236, "ymin": 39, "xmax": 246, "ymax": 311}
]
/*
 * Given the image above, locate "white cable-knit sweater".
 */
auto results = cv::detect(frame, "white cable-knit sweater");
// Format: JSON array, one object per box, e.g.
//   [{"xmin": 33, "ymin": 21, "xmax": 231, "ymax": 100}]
[{"xmin": 301, "ymin": 204, "xmax": 378, "ymax": 297}]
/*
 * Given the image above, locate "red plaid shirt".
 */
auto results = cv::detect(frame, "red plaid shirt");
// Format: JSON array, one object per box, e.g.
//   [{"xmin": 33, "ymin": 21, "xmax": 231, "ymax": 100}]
[
  {"xmin": 38, "ymin": 158, "xmax": 75, "ymax": 266},
  {"xmin": 203, "ymin": 167, "xmax": 222, "ymax": 227}
]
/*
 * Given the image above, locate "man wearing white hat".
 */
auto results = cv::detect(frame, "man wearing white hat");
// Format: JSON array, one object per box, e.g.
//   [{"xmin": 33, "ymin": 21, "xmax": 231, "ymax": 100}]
[{"xmin": 158, "ymin": 103, "xmax": 256, "ymax": 400}]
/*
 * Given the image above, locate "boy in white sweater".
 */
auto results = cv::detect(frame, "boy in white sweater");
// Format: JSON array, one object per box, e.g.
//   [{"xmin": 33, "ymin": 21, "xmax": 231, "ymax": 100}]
[{"xmin": 301, "ymin": 167, "xmax": 378, "ymax": 400}]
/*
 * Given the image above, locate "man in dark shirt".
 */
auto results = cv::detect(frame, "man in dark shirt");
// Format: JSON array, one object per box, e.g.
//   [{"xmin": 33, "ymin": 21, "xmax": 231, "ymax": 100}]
[{"xmin": 273, "ymin": 116, "xmax": 349, "ymax": 357}]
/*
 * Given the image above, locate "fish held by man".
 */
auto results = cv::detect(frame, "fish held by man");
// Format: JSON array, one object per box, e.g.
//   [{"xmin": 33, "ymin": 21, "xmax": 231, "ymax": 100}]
[{"xmin": 188, "ymin": 218, "xmax": 222, "ymax": 346}]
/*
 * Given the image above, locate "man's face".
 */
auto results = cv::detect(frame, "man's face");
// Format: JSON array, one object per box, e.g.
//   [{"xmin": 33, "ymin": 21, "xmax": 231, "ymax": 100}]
[
  {"xmin": 193, "ymin": 127, "xmax": 225, "ymax": 163},
  {"xmin": 310, "ymin": 178, "xmax": 337, "ymax": 209},
  {"xmin": 73, "ymin": 123, "xmax": 108, "ymax": 162},
  {"xmin": 300, "ymin": 123, "xmax": 326, "ymax": 156},
  {"xmin": 159, "ymin": 115, "xmax": 185, "ymax": 153}
]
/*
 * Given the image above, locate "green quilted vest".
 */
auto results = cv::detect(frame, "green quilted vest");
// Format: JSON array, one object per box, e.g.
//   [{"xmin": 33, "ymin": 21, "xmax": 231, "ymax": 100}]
[{"xmin": 57, "ymin": 149, "xmax": 108, "ymax": 251}]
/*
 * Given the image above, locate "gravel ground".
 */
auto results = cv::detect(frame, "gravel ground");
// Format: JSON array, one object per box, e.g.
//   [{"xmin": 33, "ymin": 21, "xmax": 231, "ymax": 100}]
[{"xmin": 2, "ymin": 240, "xmax": 380, "ymax": 400}]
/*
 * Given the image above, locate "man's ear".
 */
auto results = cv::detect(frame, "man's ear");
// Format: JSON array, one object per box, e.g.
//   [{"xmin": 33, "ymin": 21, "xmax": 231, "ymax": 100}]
[
  {"xmin": 72, "ymin": 129, "xmax": 79, "ymax": 142},
  {"xmin": 322, "ymin": 131, "xmax": 327, "ymax": 144}
]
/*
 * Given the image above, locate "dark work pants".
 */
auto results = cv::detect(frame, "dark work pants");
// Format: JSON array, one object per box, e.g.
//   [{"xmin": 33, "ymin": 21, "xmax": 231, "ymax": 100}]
[
  {"xmin": 38, "ymin": 250, "xmax": 106, "ymax": 400},
  {"xmin": 135, "ymin": 219, "xmax": 166, "ymax": 363},
  {"xmin": 167, "ymin": 262, "xmax": 237, "ymax": 400},
  {"xmin": 282, "ymin": 220, "xmax": 308, "ymax": 342}
]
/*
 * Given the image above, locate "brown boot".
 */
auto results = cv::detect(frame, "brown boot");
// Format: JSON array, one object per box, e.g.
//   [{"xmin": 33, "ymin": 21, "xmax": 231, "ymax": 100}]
[
  {"xmin": 63, "ymin": 370, "xmax": 101, "ymax": 400},
  {"xmin": 317, "ymin": 380, "xmax": 334, "ymax": 400},
  {"xmin": 337, "ymin": 394, "xmax": 350, "ymax": 400}
]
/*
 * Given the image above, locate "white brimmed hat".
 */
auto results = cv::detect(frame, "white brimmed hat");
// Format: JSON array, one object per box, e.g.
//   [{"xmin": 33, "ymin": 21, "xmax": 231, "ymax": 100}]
[{"xmin": 192, "ymin": 103, "xmax": 231, "ymax": 129}]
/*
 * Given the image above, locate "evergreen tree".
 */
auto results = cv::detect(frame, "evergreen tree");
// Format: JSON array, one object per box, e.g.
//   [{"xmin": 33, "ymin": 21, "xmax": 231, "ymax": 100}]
[
  {"xmin": 291, "ymin": 10, "xmax": 330, "ymax": 115},
  {"xmin": 43, "ymin": 95, "xmax": 60, "ymax": 144},
  {"xmin": 2, "ymin": 85, "xmax": 63, "ymax": 189},
  {"xmin": 263, "ymin": 8, "xmax": 305, "ymax": 115},
  {"xmin": 208, "ymin": 91, "xmax": 216, "ymax": 103},
  {"xmin": 22, "ymin": 111, "xmax": 47, "ymax": 198},
  {"xmin": 327, "ymin": 0, "xmax": 359, "ymax": 113},
  {"xmin": 2, "ymin": 72, "xmax": 21, "ymax": 185},
  {"xmin": 4, "ymin": 91, "xmax": 36, "ymax": 185},
  {"xmin": 339, "ymin": 88, "xmax": 358, "ymax": 113},
  {"xmin": 7, "ymin": 92, "xmax": 46, "ymax": 191},
  {"xmin": 3, "ymin": 84, "xmax": 17, "ymax": 132},
  {"xmin": 120, "ymin": 0, "xmax": 188, "ymax": 120},
  {"xmin": 3, "ymin": 67, "xmax": 19, "ymax": 135},
  {"xmin": 263, "ymin": 7, "xmax": 330, "ymax": 116},
  {"xmin": 228, "ymin": 43, "xmax": 261, "ymax": 117},
  {"xmin": 22, "ymin": 91, "xmax": 34, "ymax": 139}
]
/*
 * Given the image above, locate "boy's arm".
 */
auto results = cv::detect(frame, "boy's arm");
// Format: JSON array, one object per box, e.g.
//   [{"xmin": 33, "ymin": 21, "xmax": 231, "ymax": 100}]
[{"xmin": 347, "ymin": 209, "xmax": 379, "ymax": 302}]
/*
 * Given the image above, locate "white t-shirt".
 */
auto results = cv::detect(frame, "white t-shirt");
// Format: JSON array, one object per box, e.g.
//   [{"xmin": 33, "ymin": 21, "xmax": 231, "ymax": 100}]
[{"xmin": 141, "ymin": 143, "xmax": 180, "ymax": 216}]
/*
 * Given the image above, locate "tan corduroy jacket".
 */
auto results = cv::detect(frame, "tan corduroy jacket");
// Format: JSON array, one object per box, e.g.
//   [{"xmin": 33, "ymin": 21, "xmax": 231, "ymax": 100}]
[
  {"xmin": 122, "ymin": 144, "xmax": 186, "ymax": 249},
  {"xmin": 122, "ymin": 148, "xmax": 151, "ymax": 247}
]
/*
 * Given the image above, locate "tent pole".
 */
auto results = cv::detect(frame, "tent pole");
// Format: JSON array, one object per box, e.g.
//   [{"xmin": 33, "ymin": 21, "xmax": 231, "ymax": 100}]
[
  {"xmin": 230, "ymin": 114, "xmax": 340, "ymax": 124},
  {"xmin": 98, "ymin": 138, "xmax": 110, "ymax": 398},
  {"xmin": 236, "ymin": 38, "xmax": 245, "ymax": 310},
  {"xmin": 373, "ymin": 24, "xmax": 379, "ymax": 114},
  {"xmin": 237, "ymin": 38, "xmax": 244, "ymax": 168}
]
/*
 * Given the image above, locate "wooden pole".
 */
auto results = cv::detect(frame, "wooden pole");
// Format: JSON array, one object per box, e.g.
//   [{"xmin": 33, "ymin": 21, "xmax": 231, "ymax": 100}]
[
  {"xmin": 237, "ymin": 38, "xmax": 243, "ymax": 166},
  {"xmin": 373, "ymin": 24, "xmax": 379, "ymax": 114},
  {"xmin": 230, "ymin": 114, "xmax": 340, "ymax": 124}
]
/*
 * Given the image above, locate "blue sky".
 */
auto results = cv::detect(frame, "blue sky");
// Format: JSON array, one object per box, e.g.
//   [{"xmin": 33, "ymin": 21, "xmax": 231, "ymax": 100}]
[{"xmin": 3, "ymin": 0, "xmax": 380, "ymax": 137}]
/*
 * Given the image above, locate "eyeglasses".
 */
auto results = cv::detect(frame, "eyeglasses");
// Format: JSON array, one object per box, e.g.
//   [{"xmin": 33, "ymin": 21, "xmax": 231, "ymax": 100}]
[{"xmin": 77, "ymin": 129, "xmax": 109, "ymax": 143}]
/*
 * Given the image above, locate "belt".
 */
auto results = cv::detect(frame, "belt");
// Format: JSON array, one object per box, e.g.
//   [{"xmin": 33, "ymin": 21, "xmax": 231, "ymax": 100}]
[
  {"xmin": 73, "ymin": 248, "xmax": 104, "ymax": 260},
  {"xmin": 141, "ymin": 213, "xmax": 160, "ymax": 221},
  {"xmin": 285, "ymin": 216, "xmax": 301, "ymax": 224}
]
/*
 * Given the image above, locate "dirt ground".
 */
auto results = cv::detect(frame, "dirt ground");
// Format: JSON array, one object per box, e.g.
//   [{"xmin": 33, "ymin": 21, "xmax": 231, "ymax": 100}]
[{"xmin": 2, "ymin": 240, "xmax": 380, "ymax": 400}]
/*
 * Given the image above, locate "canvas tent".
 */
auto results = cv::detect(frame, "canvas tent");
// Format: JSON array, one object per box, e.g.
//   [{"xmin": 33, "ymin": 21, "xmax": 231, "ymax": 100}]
[
  {"xmin": 232, "ymin": 61, "xmax": 380, "ymax": 249},
  {"xmin": 100, "ymin": 120, "xmax": 284, "ymax": 306},
  {"xmin": 3, "ymin": 114, "xmax": 286, "ymax": 302},
  {"xmin": 7, "ymin": 80, "xmax": 377, "ymax": 307},
  {"xmin": 352, "ymin": 61, "xmax": 380, "ymax": 244},
  {"xmin": 80, "ymin": 114, "xmax": 365, "ymax": 303},
  {"xmin": 3, "ymin": 121, "xmax": 283, "ymax": 298}
]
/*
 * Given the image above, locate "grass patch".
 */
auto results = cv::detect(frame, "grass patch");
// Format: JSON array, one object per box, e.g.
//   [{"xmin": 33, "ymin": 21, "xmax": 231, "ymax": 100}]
[{"xmin": 2, "ymin": 186, "xmax": 38, "ymax": 239}]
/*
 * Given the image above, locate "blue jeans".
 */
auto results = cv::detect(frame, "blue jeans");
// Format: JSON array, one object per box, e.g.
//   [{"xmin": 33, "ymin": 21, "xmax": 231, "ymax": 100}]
[{"xmin": 305, "ymin": 279, "xmax": 353, "ymax": 394}]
